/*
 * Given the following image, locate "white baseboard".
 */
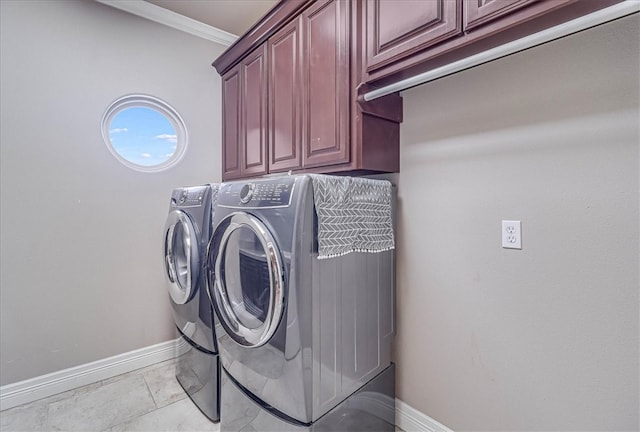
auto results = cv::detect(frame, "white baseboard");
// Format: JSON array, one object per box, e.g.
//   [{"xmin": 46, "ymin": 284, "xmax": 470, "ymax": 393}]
[
  {"xmin": 396, "ymin": 399, "xmax": 454, "ymax": 432},
  {"xmin": 1, "ymin": 341, "xmax": 451, "ymax": 432},
  {"xmin": 0, "ymin": 338, "xmax": 187, "ymax": 411}
]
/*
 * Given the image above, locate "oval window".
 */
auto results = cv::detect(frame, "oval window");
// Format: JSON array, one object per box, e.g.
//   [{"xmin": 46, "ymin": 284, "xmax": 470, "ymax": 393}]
[{"xmin": 101, "ymin": 95, "xmax": 187, "ymax": 172}]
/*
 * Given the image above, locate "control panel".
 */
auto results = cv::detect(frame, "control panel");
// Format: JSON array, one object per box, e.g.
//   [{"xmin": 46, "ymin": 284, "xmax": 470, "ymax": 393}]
[
  {"xmin": 217, "ymin": 178, "xmax": 295, "ymax": 208},
  {"xmin": 170, "ymin": 186, "xmax": 208, "ymax": 207}
]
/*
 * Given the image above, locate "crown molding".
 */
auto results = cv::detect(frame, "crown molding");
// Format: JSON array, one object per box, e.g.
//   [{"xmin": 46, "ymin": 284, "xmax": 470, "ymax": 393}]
[{"xmin": 95, "ymin": 0, "xmax": 238, "ymax": 46}]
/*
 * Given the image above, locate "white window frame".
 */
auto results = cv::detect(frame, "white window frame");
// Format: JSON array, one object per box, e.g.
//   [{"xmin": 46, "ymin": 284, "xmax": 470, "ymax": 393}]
[{"xmin": 101, "ymin": 94, "xmax": 188, "ymax": 172}]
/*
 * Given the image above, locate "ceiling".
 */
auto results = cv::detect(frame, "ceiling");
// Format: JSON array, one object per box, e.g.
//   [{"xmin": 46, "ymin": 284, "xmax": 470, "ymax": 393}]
[{"xmin": 145, "ymin": 0, "xmax": 279, "ymax": 36}]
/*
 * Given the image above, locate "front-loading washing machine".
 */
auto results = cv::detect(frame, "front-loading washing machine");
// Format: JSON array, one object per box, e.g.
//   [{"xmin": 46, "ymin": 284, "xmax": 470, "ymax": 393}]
[
  {"xmin": 163, "ymin": 184, "xmax": 219, "ymax": 422},
  {"xmin": 206, "ymin": 175, "xmax": 396, "ymax": 431}
]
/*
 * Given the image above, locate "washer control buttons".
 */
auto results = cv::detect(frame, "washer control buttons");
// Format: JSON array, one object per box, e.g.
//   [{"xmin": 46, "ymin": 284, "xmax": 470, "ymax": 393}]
[{"xmin": 224, "ymin": 180, "xmax": 294, "ymax": 207}]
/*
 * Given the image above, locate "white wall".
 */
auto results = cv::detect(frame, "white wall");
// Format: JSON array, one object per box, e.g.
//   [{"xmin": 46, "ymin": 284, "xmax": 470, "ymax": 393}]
[
  {"xmin": 0, "ymin": 0, "xmax": 226, "ymax": 385},
  {"xmin": 396, "ymin": 13, "xmax": 639, "ymax": 431}
]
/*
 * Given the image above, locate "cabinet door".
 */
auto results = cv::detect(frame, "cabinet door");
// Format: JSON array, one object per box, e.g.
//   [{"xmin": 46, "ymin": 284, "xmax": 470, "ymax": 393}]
[
  {"xmin": 222, "ymin": 65, "xmax": 242, "ymax": 179},
  {"xmin": 241, "ymin": 46, "xmax": 268, "ymax": 177},
  {"xmin": 268, "ymin": 18, "xmax": 303, "ymax": 173},
  {"xmin": 366, "ymin": 0, "xmax": 462, "ymax": 73},
  {"xmin": 464, "ymin": 0, "xmax": 537, "ymax": 31},
  {"xmin": 302, "ymin": 0, "xmax": 350, "ymax": 168}
]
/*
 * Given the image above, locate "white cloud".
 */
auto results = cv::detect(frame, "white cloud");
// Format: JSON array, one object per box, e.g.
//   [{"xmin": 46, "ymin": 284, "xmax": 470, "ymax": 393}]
[
  {"xmin": 140, "ymin": 153, "xmax": 152, "ymax": 158},
  {"xmin": 109, "ymin": 128, "xmax": 128, "ymax": 134},
  {"xmin": 155, "ymin": 134, "xmax": 177, "ymax": 143},
  {"xmin": 164, "ymin": 152, "xmax": 175, "ymax": 157}
]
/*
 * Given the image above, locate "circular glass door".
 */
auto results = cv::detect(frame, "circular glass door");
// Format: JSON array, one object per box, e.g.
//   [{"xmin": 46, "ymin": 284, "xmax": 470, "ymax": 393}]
[
  {"xmin": 209, "ymin": 212, "xmax": 285, "ymax": 348},
  {"xmin": 164, "ymin": 210, "xmax": 199, "ymax": 304}
]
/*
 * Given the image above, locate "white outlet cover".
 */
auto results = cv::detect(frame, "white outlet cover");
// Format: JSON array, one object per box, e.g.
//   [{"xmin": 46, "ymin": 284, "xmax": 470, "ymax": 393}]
[{"xmin": 502, "ymin": 220, "xmax": 522, "ymax": 249}]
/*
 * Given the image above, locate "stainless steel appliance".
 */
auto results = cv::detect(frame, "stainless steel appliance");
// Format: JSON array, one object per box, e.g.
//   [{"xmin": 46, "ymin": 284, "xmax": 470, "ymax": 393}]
[
  {"xmin": 163, "ymin": 185, "xmax": 219, "ymax": 422},
  {"xmin": 207, "ymin": 175, "xmax": 395, "ymax": 431}
]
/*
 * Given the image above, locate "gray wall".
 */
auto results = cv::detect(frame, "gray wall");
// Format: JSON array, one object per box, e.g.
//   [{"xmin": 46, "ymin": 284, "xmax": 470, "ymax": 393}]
[
  {"xmin": 0, "ymin": 1, "xmax": 226, "ymax": 385},
  {"xmin": 396, "ymin": 14, "xmax": 639, "ymax": 431}
]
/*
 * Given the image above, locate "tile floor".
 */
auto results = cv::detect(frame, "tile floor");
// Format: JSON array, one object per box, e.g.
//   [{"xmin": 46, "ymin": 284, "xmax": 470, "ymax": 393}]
[
  {"xmin": 1, "ymin": 360, "xmax": 404, "ymax": 432},
  {"xmin": 0, "ymin": 359, "xmax": 218, "ymax": 432}
]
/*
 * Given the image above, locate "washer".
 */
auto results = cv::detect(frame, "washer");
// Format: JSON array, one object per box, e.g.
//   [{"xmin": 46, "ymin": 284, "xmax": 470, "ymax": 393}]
[
  {"xmin": 163, "ymin": 184, "xmax": 219, "ymax": 422},
  {"xmin": 206, "ymin": 175, "xmax": 395, "ymax": 431}
]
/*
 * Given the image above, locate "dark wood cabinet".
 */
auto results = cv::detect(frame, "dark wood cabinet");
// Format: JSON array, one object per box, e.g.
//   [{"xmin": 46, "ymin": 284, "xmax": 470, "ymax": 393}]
[
  {"xmin": 268, "ymin": 0, "xmax": 350, "ymax": 174},
  {"xmin": 242, "ymin": 46, "xmax": 268, "ymax": 177},
  {"xmin": 363, "ymin": 0, "xmax": 621, "ymax": 84},
  {"xmin": 268, "ymin": 17, "xmax": 303, "ymax": 173},
  {"xmin": 216, "ymin": 0, "xmax": 401, "ymax": 180},
  {"xmin": 221, "ymin": 46, "xmax": 268, "ymax": 179},
  {"xmin": 463, "ymin": 0, "xmax": 536, "ymax": 31},
  {"xmin": 221, "ymin": 65, "xmax": 241, "ymax": 179},
  {"xmin": 366, "ymin": 0, "xmax": 462, "ymax": 74},
  {"xmin": 214, "ymin": 0, "xmax": 618, "ymax": 180},
  {"xmin": 302, "ymin": 0, "xmax": 350, "ymax": 168}
]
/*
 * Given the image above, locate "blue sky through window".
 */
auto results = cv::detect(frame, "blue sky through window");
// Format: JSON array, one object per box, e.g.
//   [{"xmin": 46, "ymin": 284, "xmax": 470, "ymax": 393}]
[{"xmin": 108, "ymin": 107, "xmax": 177, "ymax": 166}]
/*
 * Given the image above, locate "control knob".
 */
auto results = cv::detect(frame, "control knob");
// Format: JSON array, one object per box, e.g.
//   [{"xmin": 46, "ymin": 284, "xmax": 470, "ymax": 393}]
[{"xmin": 240, "ymin": 183, "xmax": 254, "ymax": 204}]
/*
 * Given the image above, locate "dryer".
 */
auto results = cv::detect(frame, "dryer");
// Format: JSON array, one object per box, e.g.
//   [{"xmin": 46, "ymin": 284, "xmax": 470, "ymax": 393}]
[
  {"xmin": 163, "ymin": 185, "xmax": 219, "ymax": 422},
  {"xmin": 206, "ymin": 175, "xmax": 395, "ymax": 431}
]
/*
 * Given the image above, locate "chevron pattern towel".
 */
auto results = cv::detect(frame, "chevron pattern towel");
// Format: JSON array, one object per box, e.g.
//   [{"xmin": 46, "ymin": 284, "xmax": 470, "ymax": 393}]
[{"xmin": 309, "ymin": 175, "xmax": 395, "ymax": 259}]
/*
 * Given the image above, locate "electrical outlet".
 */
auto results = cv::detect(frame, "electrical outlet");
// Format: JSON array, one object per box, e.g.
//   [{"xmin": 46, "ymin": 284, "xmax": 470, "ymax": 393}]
[{"xmin": 502, "ymin": 220, "xmax": 522, "ymax": 249}]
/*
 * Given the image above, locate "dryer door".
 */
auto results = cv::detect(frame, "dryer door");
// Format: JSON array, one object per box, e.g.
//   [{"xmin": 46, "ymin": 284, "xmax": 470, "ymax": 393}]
[
  {"xmin": 164, "ymin": 210, "xmax": 200, "ymax": 305},
  {"xmin": 208, "ymin": 212, "xmax": 285, "ymax": 348}
]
